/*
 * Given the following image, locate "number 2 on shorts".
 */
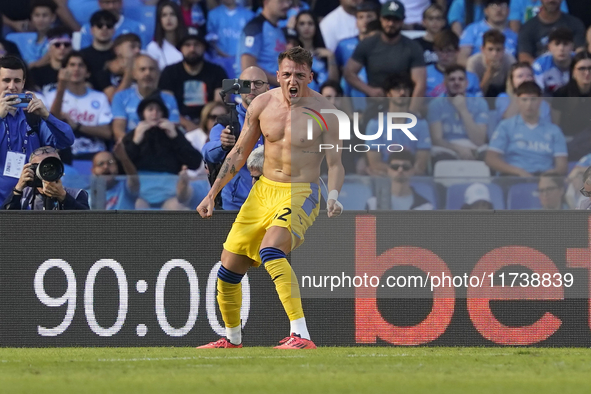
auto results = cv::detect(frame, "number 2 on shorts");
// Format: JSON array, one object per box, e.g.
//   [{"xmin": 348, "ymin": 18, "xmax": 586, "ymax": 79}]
[{"xmin": 273, "ymin": 207, "xmax": 292, "ymax": 221}]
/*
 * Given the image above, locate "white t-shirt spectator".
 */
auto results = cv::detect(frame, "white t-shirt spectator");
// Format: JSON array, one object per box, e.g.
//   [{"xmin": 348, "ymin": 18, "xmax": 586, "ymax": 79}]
[
  {"xmin": 319, "ymin": 6, "xmax": 358, "ymax": 52},
  {"xmin": 146, "ymin": 39, "xmax": 184, "ymax": 70},
  {"xmin": 44, "ymin": 89, "xmax": 113, "ymax": 156}
]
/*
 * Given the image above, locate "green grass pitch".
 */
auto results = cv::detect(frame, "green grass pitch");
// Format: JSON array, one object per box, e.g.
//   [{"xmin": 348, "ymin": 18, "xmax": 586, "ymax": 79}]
[{"xmin": 2, "ymin": 347, "xmax": 591, "ymax": 393}]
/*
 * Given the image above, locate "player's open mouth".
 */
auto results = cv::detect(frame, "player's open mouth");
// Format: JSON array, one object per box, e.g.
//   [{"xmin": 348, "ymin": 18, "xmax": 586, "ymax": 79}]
[{"xmin": 289, "ymin": 87, "xmax": 298, "ymax": 97}]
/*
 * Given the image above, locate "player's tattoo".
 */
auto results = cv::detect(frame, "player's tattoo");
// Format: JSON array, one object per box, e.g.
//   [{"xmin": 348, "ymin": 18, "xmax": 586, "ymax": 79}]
[
  {"xmin": 302, "ymin": 150, "xmax": 321, "ymax": 154},
  {"xmin": 230, "ymin": 165, "xmax": 236, "ymax": 175},
  {"xmin": 217, "ymin": 157, "xmax": 231, "ymax": 179},
  {"xmin": 236, "ymin": 146, "xmax": 243, "ymax": 155},
  {"xmin": 246, "ymin": 108, "xmax": 252, "ymax": 126}
]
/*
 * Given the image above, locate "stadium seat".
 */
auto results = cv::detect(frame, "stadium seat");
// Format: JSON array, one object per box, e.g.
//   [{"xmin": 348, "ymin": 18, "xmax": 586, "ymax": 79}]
[
  {"xmin": 446, "ymin": 183, "xmax": 505, "ymax": 210},
  {"xmin": 433, "ymin": 160, "xmax": 491, "ymax": 187},
  {"xmin": 410, "ymin": 179, "xmax": 438, "ymax": 208},
  {"xmin": 507, "ymin": 183, "xmax": 542, "ymax": 210},
  {"xmin": 72, "ymin": 160, "xmax": 93, "ymax": 176}
]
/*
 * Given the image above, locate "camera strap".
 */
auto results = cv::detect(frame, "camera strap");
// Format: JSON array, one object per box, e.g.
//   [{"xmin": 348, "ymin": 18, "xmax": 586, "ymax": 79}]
[{"xmin": 4, "ymin": 118, "xmax": 29, "ymax": 154}]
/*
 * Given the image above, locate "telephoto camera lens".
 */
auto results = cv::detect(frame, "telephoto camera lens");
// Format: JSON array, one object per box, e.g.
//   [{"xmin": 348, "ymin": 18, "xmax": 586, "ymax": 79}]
[{"xmin": 36, "ymin": 157, "xmax": 64, "ymax": 182}]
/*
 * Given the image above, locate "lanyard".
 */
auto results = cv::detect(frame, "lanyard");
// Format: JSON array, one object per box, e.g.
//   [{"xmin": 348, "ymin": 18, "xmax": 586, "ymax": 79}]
[{"xmin": 4, "ymin": 117, "xmax": 29, "ymax": 154}]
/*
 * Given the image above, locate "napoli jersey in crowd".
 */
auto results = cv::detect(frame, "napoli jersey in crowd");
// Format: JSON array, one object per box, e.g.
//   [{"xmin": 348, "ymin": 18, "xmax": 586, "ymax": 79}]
[
  {"xmin": 447, "ymin": 0, "xmax": 485, "ymax": 28},
  {"xmin": 67, "ymin": 0, "xmax": 101, "ymax": 27},
  {"xmin": 427, "ymin": 97, "xmax": 489, "ymax": 141},
  {"xmin": 576, "ymin": 153, "xmax": 591, "ymax": 169},
  {"xmin": 488, "ymin": 115, "xmax": 567, "ymax": 174},
  {"xmin": 5, "ymin": 33, "xmax": 48, "ymax": 64},
  {"xmin": 426, "ymin": 65, "xmax": 483, "ymax": 97},
  {"xmin": 256, "ymin": 1, "xmax": 309, "ymax": 28},
  {"xmin": 509, "ymin": 0, "xmax": 568, "ymax": 24},
  {"xmin": 459, "ymin": 21, "xmax": 518, "ymax": 57},
  {"xmin": 309, "ymin": 55, "xmax": 330, "ymax": 92},
  {"xmin": 122, "ymin": 0, "xmax": 157, "ymax": 43},
  {"xmin": 494, "ymin": 93, "xmax": 552, "ymax": 126},
  {"xmin": 365, "ymin": 115, "xmax": 431, "ymax": 161},
  {"xmin": 111, "ymin": 87, "xmax": 180, "ymax": 133},
  {"xmin": 104, "ymin": 181, "xmax": 138, "ymax": 210},
  {"xmin": 207, "ymin": 4, "xmax": 254, "ymax": 57},
  {"xmin": 334, "ymin": 36, "xmax": 367, "ymax": 98},
  {"xmin": 533, "ymin": 53, "xmax": 570, "ymax": 96},
  {"xmin": 44, "ymin": 88, "xmax": 113, "ymax": 157},
  {"xmin": 79, "ymin": 16, "xmax": 148, "ymax": 49},
  {"xmin": 235, "ymin": 14, "xmax": 286, "ymax": 77}
]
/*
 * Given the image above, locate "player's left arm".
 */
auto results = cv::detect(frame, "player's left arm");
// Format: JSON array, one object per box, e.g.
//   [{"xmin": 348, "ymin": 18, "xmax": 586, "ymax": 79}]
[{"xmin": 322, "ymin": 104, "xmax": 345, "ymax": 217}]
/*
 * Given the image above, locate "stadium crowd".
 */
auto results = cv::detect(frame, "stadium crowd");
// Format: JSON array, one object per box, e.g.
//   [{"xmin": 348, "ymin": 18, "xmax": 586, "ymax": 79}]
[{"xmin": 1, "ymin": 0, "xmax": 591, "ymax": 210}]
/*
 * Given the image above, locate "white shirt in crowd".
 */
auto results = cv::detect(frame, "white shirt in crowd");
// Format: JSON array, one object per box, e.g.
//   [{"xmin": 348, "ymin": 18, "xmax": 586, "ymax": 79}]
[
  {"xmin": 319, "ymin": 6, "xmax": 358, "ymax": 52},
  {"xmin": 185, "ymin": 128, "xmax": 208, "ymax": 179},
  {"xmin": 44, "ymin": 88, "xmax": 113, "ymax": 156},
  {"xmin": 146, "ymin": 39, "xmax": 184, "ymax": 70}
]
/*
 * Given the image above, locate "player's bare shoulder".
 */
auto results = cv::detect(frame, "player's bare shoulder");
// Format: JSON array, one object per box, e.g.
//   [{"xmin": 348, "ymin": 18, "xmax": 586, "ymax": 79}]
[{"xmin": 247, "ymin": 90, "xmax": 275, "ymax": 118}]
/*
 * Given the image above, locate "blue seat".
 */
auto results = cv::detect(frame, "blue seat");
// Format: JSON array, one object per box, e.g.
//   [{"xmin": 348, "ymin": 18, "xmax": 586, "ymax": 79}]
[
  {"xmin": 568, "ymin": 161, "xmax": 578, "ymax": 174},
  {"xmin": 507, "ymin": 183, "xmax": 542, "ymax": 210},
  {"xmin": 338, "ymin": 182, "xmax": 373, "ymax": 210},
  {"xmin": 446, "ymin": 183, "xmax": 505, "ymax": 210},
  {"xmin": 410, "ymin": 180, "xmax": 438, "ymax": 209},
  {"xmin": 72, "ymin": 160, "xmax": 93, "ymax": 176}
]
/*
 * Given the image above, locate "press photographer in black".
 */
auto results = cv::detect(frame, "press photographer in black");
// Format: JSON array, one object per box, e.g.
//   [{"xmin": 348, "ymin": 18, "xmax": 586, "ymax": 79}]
[{"xmin": 3, "ymin": 146, "xmax": 89, "ymax": 210}]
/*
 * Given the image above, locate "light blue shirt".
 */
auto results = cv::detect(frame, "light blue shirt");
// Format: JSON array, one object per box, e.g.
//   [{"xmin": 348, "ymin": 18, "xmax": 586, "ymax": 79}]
[
  {"xmin": 427, "ymin": 96, "xmax": 489, "ymax": 142},
  {"xmin": 111, "ymin": 87, "xmax": 180, "ymax": 132},
  {"xmin": 494, "ymin": 93, "xmax": 552, "ymax": 127},
  {"xmin": 448, "ymin": 0, "xmax": 485, "ymax": 27},
  {"xmin": 366, "ymin": 115, "xmax": 431, "ymax": 161},
  {"xmin": 335, "ymin": 36, "xmax": 367, "ymax": 98},
  {"xmin": 5, "ymin": 33, "xmax": 48, "ymax": 64},
  {"xmin": 533, "ymin": 53, "xmax": 570, "ymax": 96},
  {"xmin": 426, "ymin": 64, "xmax": 482, "ymax": 98},
  {"xmin": 68, "ymin": 0, "xmax": 101, "ymax": 27},
  {"xmin": 235, "ymin": 14, "xmax": 286, "ymax": 76},
  {"xmin": 459, "ymin": 20, "xmax": 518, "ymax": 57},
  {"xmin": 509, "ymin": 0, "xmax": 568, "ymax": 23},
  {"xmin": 207, "ymin": 5, "xmax": 254, "ymax": 57},
  {"xmin": 80, "ymin": 16, "xmax": 148, "ymax": 49},
  {"xmin": 122, "ymin": 0, "xmax": 156, "ymax": 45},
  {"xmin": 488, "ymin": 114, "xmax": 567, "ymax": 174},
  {"xmin": 577, "ymin": 153, "xmax": 591, "ymax": 168}
]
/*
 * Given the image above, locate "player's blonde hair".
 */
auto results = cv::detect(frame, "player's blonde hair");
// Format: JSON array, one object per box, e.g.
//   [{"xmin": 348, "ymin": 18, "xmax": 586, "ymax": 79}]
[{"xmin": 278, "ymin": 46, "xmax": 313, "ymax": 70}]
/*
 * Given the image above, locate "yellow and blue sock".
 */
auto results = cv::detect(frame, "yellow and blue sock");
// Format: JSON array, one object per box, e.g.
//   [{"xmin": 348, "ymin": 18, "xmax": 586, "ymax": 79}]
[{"xmin": 217, "ymin": 265, "xmax": 243, "ymax": 345}]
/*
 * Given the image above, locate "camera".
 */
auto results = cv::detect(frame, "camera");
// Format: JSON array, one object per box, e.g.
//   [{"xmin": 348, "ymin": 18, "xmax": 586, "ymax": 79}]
[
  {"xmin": 221, "ymin": 79, "xmax": 252, "ymax": 95},
  {"xmin": 26, "ymin": 157, "xmax": 64, "ymax": 188},
  {"xmin": 14, "ymin": 93, "xmax": 33, "ymax": 108}
]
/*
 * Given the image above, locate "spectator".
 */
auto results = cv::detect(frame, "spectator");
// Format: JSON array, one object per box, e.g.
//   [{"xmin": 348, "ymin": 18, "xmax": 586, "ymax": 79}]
[
  {"xmin": 206, "ymin": 0, "xmax": 254, "ymax": 78},
  {"xmin": 159, "ymin": 32, "xmax": 226, "ymax": 131},
  {"xmin": 494, "ymin": 62, "xmax": 552, "ymax": 124},
  {"xmin": 588, "ymin": 26, "xmax": 591, "ymax": 54},
  {"xmin": 111, "ymin": 54, "xmax": 180, "ymax": 140},
  {"xmin": 146, "ymin": 1, "xmax": 187, "ymax": 71},
  {"xmin": 4, "ymin": 146, "xmax": 89, "ymax": 210},
  {"xmin": 552, "ymin": 51, "xmax": 591, "ymax": 161},
  {"xmin": 396, "ymin": 0, "xmax": 447, "ymax": 30},
  {"xmin": 236, "ymin": 0, "xmax": 289, "ymax": 86},
  {"xmin": 334, "ymin": 2, "xmax": 379, "ymax": 98},
  {"xmin": 428, "ymin": 65, "xmax": 489, "ymax": 161},
  {"xmin": 46, "ymin": 51, "xmax": 113, "ymax": 161},
  {"xmin": 277, "ymin": 0, "xmax": 310, "ymax": 29},
  {"xmin": 319, "ymin": 0, "xmax": 361, "ymax": 52},
  {"xmin": 0, "ymin": 56, "xmax": 74, "ymax": 203},
  {"xmin": 202, "ymin": 66, "xmax": 266, "ymax": 210},
  {"xmin": 458, "ymin": 0, "xmax": 517, "ymax": 64},
  {"xmin": 415, "ymin": 4, "xmax": 446, "ymax": 66},
  {"xmin": 5, "ymin": 0, "xmax": 56, "ymax": 66},
  {"xmin": 66, "ymin": 0, "xmax": 100, "ymax": 28},
  {"xmin": 247, "ymin": 145, "xmax": 264, "ymax": 186},
  {"xmin": 122, "ymin": 93, "xmax": 202, "ymax": 208},
  {"xmin": 366, "ymin": 74, "xmax": 431, "ymax": 175},
  {"xmin": 79, "ymin": 0, "xmax": 148, "ymax": 50},
  {"xmin": 508, "ymin": 0, "xmax": 568, "ymax": 33},
  {"xmin": 320, "ymin": 80, "xmax": 350, "ymax": 112},
  {"xmin": 80, "ymin": 10, "xmax": 117, "ymax": 91},
  {"xmin": 577, "ymin": 166, "xmax": 591, "ymax": 210},
  {"xmin": 294, "ymin": 10, "xmax": 338, "ymax": 92},
  {"xmin": 180, "ymin": 0, "xmax": 208, "ymax": 31},
  {"xmin": 448, "ymin": 0, "xmax": 486, "ymax": 36},
  {"xmin": 0, "ymin": 37, "xmax": 21, "ymax": 60},
  {"xmin": 538, "ymin": 174, "xmax": 567, "ymax": 209},
  {"xmin": 460, "ymin": 182, "xmax": 494, "ymax": 209},
  {"xmin": 517, "ymin": 0, "xmax": 585, "ymax": 64},
  {"xmin": 345, "ymin": 1, "xmax": 426, "ymax": 100},
  {"xmin": 486, "ymin": 81, "xmax": 567, "ymax": 176},
  {"xmin": 120, "ymin": 0, "xmax": 158, "ymax": 39},
  {"xmin": 467, "ymin": 29, "xmax": 515, "ymax": 97},
  {"xmin": 427, "ymin": 29, "xmax": 482, "ymax": 97},
  {"xmin": 90, "ymin": 141, "xmax": 139, "ymax": 210},
  {"xmin": 29, "ymin": 27, "xmax": 72, "ymax": 97},
  {"xmin": 366, "ymin": 150, "xmax": 433, "ymax": 210},
  {"xmin": 532, "ymin": 27, "xmax": 573, "ymax": 97},
  {"xmin": 100, "ymin": 33, "xmax": 142, "ymax": 101}
]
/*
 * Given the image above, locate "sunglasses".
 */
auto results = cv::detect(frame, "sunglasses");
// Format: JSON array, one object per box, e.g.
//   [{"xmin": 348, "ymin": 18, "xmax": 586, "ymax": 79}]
[
  {"xmin": 243, "ymin": 80, "xmax": 268, "ymax": 89},
  {"xmin": 96, "ymin": 159, "xmax": 116, "ymax": 167},
  {"xmin": 52, "ymin": 42, "xmax": 72, "ymax": 48},
  {"xmin": 580, "ymin": 186, "xmax": 591, "ymax": 198},
  {"xmin": 389, "ymin": 163, "xmax": 412, "ymax": 171},
  {"xmin": 31, "ymin": 146, "xmax": 57, "ymax": 156},
  {"xmin": 94, "ymin": 23, "xmax": 115, "ymax": 29}
]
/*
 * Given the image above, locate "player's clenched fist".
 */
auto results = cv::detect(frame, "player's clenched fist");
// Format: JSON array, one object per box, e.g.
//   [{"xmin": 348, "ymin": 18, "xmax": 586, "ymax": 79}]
[{"xmin": 197, "ymin": 195, "xmax": 215, "ymax": 218}]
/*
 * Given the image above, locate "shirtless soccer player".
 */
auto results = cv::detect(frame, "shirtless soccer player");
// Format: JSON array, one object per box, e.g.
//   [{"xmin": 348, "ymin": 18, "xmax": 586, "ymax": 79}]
[{"xmin": 196, "ymin": 47, "xmax": 345, "ymax": 349}]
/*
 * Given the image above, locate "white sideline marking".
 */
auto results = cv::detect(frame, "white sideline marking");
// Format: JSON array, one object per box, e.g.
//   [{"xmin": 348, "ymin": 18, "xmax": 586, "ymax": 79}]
[{"xmin": 97, "ymin": 355, "xmax": 306, "ymax": 362}]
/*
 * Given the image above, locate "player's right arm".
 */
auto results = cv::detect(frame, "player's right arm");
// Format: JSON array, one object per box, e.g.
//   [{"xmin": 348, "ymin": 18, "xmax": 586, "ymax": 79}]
[{"xmin": 196, "ymin": 97, "xmax": 264, "ymax": 217}]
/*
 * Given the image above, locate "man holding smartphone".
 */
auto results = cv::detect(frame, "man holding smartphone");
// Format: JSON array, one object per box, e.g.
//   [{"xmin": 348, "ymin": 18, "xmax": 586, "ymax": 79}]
[{"xmin": 0, "ymin": 56, "xmax": 74, "ymax": 204}]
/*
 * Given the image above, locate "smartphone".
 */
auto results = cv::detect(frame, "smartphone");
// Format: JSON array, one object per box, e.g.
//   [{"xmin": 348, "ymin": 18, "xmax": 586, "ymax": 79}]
[
  {"xmin": 14, "ymin": 93, "xmax": 33, "ymax": 108},
  {"xmin": 222, "ymin": 79, "xmax": 252, "ymax": 94}
]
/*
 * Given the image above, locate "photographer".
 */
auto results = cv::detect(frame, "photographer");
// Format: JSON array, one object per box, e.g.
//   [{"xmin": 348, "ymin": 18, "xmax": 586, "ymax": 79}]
[
  {"xmin": 201, "ymin": 66, "xmax": 267, "ymax": 210},
  {"xmin": 3, "ymin": 146, "xmax": 89, "ymax": 210}
]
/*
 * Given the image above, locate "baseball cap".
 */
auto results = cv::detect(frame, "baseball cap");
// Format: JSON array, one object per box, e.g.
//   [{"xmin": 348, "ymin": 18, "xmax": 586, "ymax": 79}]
[
  {"xmin": 464, "ymin": 183, "xmax": 491, "ymax": 205},
  {"xmin": 177, "ymin": 27, "xmax": 207, "ymax": 50},
  {"xmin": 381, "ymin": 1, "xmax": 405, "ymax": 20},
  {"xmin": 137, "ymin": 92, "xmax": 169, "ymax": 120},
  {"xmin": 356, "ymin": 1, "xmax": 380, "ymax": 14}
]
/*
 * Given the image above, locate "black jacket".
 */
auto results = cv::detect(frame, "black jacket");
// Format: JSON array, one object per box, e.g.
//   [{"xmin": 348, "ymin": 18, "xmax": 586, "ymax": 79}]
[{"xmin": 3, "ymin": 187, "xmax": 89, "ymax": 210}]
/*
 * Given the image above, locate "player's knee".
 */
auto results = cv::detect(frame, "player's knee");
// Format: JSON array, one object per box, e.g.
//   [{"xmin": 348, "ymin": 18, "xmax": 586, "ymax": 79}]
[
  {"xmin": 217, "ymin": 265, "xmax": 244, "ymax": 284},
  {"xmin": 259, "ymin": 247, "xmax": 287, "ymax": 266}
]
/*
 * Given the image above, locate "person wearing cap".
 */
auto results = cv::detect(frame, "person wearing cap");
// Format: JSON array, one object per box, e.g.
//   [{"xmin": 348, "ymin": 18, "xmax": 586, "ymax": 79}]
[
  {"xmin": 79, "ymin": 0, "xmax": 149, "ymax": 50},
  {"xmin": 122, "ymin": 92, "xmax": 203, "ymax": 208},
  {"xmin": 366, "ymin": 150, "xmax": 433, "ymax": 210},
  {"xmin": 344, "ymin": 0, "xmax": 426, "ymax": 100},
  {"xmin": 80, "ymin": 10, "xmax": 117, "ymax": 91},
  {"xmin": 319, "ymin": 0, "xmax": 362, "ymax": 53},
  {"xmin": 159, "ymin": 31, "xmax": 227, "ymax": 132},
  {"xmin": 236, "ymin": 0, "xmax": 289, "ymax": 86},
  {"xmin": 531, "ymin": 27, "xmax": 574, "ymax": 97},
  {"xmin": 30, "ymin": 27, "xmax": 73, "ymax": 97},
  {"xmin": 460, "ymin": 183, "xmax": 493, "ymax": 210}
]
